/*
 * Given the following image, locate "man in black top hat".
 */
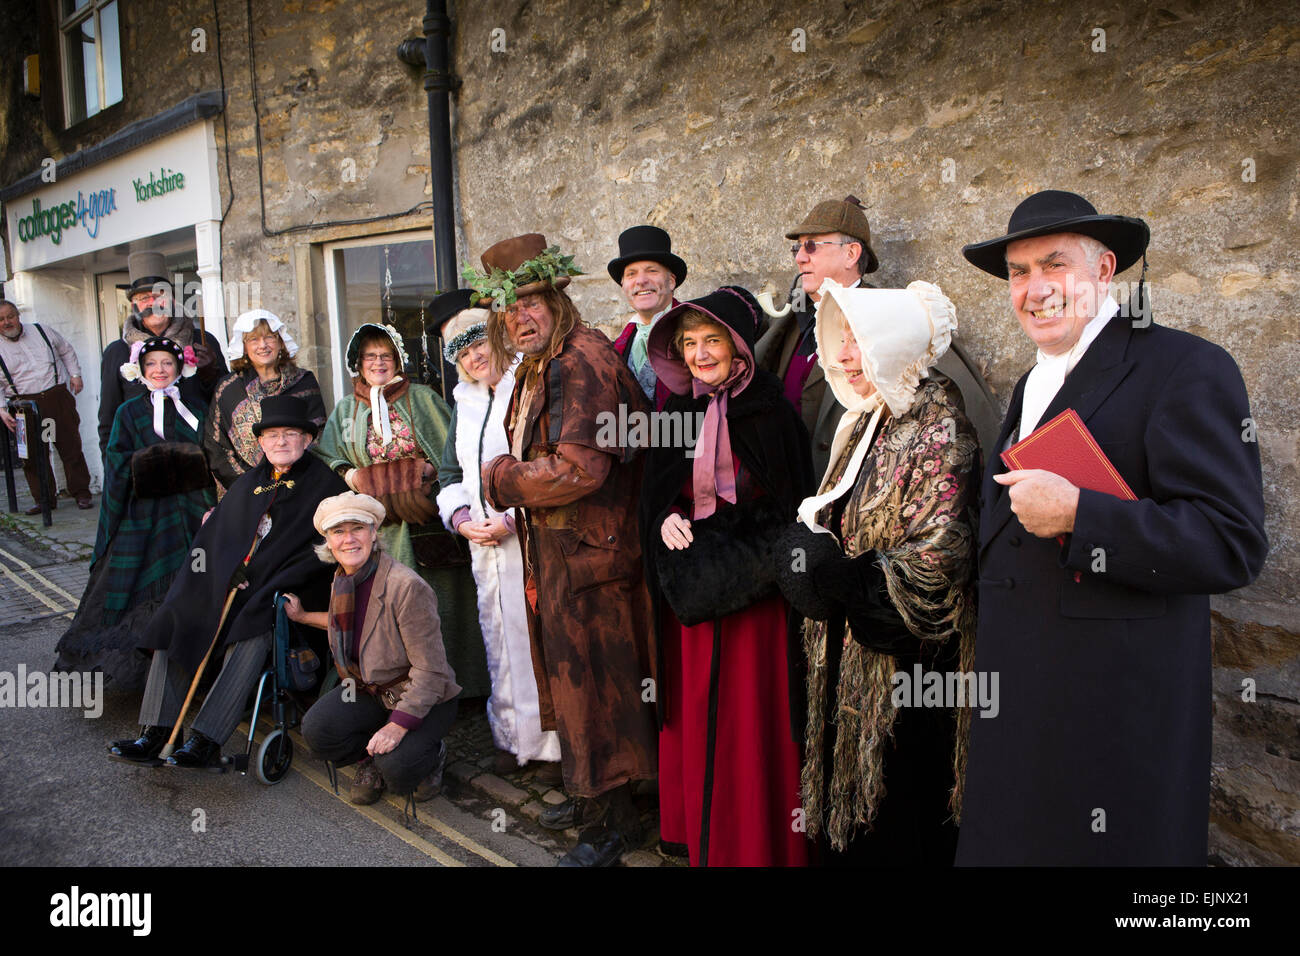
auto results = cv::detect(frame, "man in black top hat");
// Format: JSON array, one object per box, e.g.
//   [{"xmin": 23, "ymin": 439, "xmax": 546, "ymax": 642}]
[
  {"xmin": 955, "ymin": 189, "xmax": 1268, "ymax": 865},
  {"xmin": 110, "ymin": 394, "xmax": 347, "ymax": 769},
  {"xmin": 608, "ymin": 225, "xmax": 686, "ymax": 410},
  {"xmin": 98, "ymin": 250, "xmax": 226, "ymax": 461}
]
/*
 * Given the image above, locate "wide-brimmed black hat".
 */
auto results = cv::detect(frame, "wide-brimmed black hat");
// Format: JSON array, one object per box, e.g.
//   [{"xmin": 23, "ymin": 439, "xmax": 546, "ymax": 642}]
[
  {"xmin": 607, "ymin": 225, "xmax": 687, "ymax": 286},
  {"xmin": 253, "ymin": 394, "xmax": 318, "ymax": 438},
  {"xmin": 962, "ymin": 190, "xmax": 1150, "ymax": 279},
  {"xmin": 428, "ymin": 288, "xmax": 476, "ymax": 333}
]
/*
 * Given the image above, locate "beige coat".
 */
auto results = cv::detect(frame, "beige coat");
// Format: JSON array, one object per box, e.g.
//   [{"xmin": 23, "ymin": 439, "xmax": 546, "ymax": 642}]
[{"xmin": 328, "ymin": 552, "xmax": 461, "ymax": 721}]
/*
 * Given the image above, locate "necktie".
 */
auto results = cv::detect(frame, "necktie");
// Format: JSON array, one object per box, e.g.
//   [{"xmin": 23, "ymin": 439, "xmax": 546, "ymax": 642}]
[{"xmin": 630, "ymin": 323, "xmax": 656, "ymax": 400}]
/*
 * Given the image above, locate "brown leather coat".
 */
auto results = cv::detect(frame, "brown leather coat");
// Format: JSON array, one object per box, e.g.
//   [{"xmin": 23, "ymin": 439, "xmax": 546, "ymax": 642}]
[{"xmin": 483, "ymin": 323, "xmax": 657, "ymax": 798}]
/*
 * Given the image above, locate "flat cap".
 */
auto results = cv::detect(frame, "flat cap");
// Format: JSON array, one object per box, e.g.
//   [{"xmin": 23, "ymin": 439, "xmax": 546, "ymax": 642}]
[{"xmin": 313, "ymin": 491, "xmax": 387, "ymax": 534}]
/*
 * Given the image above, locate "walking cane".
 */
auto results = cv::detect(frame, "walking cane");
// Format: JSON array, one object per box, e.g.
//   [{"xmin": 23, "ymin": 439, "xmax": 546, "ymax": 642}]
[{"xmin": 159, "ymin": 514, "xmax": 273, "ymax": 759}]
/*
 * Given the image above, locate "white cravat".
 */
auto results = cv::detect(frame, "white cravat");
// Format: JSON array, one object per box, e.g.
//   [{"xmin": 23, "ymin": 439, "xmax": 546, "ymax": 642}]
[
  {"xmin": 370, "ymin": 376, "xmax": 403, "ymax": 445},
  {"xmin": 1017, "ymin": 296, "xmax": 1118, "ymax": 442},
  {"xmin": 150, "ymin": 383, "xmax": 199, "ymax": 440}
]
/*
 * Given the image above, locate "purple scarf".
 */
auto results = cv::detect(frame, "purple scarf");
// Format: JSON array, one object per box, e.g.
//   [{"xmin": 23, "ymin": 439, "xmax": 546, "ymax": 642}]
[{"xmin": 691, "ymin": 354, "xmax": 751, "ymax": 520}]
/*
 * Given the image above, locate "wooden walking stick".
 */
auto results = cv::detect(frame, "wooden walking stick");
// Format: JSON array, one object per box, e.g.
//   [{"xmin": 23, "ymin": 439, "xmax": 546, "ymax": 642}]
[{"xmin": 160, "ymin": 514, "xmax": 273, "ymax": 759}]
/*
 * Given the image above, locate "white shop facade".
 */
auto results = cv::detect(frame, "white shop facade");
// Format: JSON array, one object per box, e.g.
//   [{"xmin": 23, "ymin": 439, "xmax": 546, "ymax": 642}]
[{"xmin": 1, "ymin": 111, "xmax": 226, "ymax": 490}]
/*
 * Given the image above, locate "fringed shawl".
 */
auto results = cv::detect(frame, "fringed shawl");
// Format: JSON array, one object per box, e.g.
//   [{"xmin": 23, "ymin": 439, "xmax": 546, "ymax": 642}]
[{"xmin": 801, "ymin": 379, "xmax": 979, "ymax": 851}]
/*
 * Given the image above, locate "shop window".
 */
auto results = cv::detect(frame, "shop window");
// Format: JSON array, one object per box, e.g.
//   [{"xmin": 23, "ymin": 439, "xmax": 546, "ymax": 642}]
[
  {"xmin": 321, "ymin": 232, "xmax": 440, "ymax": 409},
  {"xmin": 61, "ymin": 0, "xmax": 123, "ymax": 126}
]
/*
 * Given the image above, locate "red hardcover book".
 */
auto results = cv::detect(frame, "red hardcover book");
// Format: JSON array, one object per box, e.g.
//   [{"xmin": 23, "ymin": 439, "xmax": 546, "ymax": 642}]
[{"xmin": 1000, "ymin": 408, "xmax": 1137, "ymax": 500}]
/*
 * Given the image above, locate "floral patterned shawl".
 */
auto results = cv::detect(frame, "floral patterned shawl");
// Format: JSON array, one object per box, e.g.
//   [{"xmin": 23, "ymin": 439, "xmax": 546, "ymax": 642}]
[{"xmin": 801, "ymin": 378, "xmax": 979, "ymax": 851}]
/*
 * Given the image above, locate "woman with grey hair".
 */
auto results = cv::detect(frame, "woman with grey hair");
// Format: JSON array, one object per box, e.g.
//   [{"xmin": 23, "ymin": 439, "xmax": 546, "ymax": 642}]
[{"xmin": 285, "ymin": 491, "xmax": 461, "ymax": 806}]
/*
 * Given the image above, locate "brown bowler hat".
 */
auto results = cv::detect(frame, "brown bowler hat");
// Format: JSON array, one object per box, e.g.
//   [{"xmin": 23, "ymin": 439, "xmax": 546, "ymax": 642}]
[{"xmin": 785, "ymin": 195, "xmax": 879, "ymax": 274}]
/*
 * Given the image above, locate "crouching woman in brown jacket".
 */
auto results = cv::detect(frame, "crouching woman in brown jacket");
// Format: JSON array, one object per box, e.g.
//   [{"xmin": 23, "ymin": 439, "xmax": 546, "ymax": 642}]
[{"xmin": 285, "ymin": 491, "xmax": 460, "ymax": 806}]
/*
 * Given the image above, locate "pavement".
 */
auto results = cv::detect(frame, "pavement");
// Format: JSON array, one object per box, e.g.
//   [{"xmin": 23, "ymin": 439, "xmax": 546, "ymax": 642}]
[{"xmin": 0, "ymin": 467, "xmax": 677, "ymax": 867}]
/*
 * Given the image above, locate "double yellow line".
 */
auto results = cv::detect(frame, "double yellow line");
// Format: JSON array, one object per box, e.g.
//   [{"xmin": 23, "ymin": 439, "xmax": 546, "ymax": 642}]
[
  {"xmin": 0, "ymin": 544, "xmax": 79, "ymax": 619},
  {"xmin": 238, "ymin": 719, "xmax": 515, "ymax": 868}
]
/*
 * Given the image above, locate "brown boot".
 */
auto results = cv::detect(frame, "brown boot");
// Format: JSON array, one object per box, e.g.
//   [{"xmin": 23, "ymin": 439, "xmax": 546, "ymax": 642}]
[
  {"xmin": 349, "ymin": 757, "xmax": 386, "ymax": 805},
  {"xmin": 413, "ymin": 742, "xmax": 447, "ymax": 802}
]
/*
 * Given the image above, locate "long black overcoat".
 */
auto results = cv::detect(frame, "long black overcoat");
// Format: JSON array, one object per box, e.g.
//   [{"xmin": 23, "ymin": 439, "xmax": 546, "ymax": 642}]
[{"xmin": 956, "ymin": 313, "xmax": 1268, "ymax": 866}]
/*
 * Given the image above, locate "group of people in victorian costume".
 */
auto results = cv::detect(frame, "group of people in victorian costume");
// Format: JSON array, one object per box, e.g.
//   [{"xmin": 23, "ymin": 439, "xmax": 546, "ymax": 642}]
[{"xmin": 66, "ymin": 184, "xmax": 1264, "ymax": 868}]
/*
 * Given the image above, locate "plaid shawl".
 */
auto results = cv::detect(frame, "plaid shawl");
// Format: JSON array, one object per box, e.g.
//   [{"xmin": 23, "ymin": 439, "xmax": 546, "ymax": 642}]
[{"xmin": 93, "ymin": 394, "xmax": 215, "ymax": 625}]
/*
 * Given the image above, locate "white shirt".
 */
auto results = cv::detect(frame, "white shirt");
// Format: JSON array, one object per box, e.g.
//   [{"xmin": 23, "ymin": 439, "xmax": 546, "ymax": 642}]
[
  {"xmin": 1017, "ymin": 295, "xmax": 1119, "ymax": 443},
  {"xmin": 0, "ymin": 323, "xmax": 81, "ymax": 397}
]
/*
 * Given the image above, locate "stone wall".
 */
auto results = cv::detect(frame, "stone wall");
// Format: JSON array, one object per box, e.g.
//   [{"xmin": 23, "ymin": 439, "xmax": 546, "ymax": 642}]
[
  {"xmin": 448, "ymin": 0, "xmax": 1299, "ymax": 864},
  {"xmin": 2, "ymin": 0, "xmax": 1296, "ymax": 864}
]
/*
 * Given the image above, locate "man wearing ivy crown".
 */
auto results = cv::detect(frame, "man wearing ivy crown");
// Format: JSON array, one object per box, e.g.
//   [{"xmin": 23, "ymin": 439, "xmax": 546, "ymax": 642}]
[{"xmin": 471, "ymin": 234, "xmax": 658, "ymax": 867}]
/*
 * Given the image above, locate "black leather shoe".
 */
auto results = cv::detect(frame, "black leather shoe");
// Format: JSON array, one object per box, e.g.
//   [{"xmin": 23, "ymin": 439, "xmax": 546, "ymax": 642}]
[
  {"xmin": 539, "ymin": 796, "xmax": 576, "ymax": 830},
  {"xmin": 109, "ymin": 726, "xmax": 175, "ymax": 764},
  {"xmin": 557, "ymin": 829, "xmax": 627, "ymax": 867},
  {"xmin": 166, "ymin": 731, "xmax": 223, "ymax": 769}
]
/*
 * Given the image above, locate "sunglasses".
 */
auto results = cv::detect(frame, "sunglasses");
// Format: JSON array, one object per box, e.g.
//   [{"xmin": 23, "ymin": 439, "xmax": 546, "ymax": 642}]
[{"xmin": 790, "ymin": 239, "xmax": 854, "ymax": 258}]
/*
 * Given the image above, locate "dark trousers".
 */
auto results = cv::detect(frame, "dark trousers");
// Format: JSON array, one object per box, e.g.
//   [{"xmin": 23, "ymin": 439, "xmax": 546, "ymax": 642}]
[
  {"xmin": 18, "ymin": 385, "xmax": 91, "ymax": 502},
  {"xmin": 138, "ymin": 634, "xmax": 271, "ymax": 744},
  {"xmin": 302, "ymin": 685, "xmax": 458, "ymax": 795}
]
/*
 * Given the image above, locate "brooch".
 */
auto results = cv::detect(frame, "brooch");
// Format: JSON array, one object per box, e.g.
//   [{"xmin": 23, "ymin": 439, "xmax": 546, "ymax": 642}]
[{"xmin": 253, "ymin": 478, "xmax": 295, "ymax": 495}]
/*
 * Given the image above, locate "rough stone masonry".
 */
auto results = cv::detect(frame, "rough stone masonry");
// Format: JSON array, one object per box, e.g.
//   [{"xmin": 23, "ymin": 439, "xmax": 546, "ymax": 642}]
[{"xmin": 0, "ymin": 0, "xmax": 1295, "ymax": 864}]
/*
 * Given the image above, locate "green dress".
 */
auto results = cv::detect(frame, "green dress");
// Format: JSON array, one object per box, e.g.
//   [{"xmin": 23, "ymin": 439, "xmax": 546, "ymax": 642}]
[{"xmin": 314, "ymin": 381, "xmax": 489, "ymax": 698}]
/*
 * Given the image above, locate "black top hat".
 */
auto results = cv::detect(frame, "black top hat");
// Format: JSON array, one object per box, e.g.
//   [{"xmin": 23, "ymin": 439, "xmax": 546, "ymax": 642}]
[
  {"xmin": 428, "ymin": 288, "xmax": 477, "ymax": 333},
  {"xmin": 125, "ymin": 251, "xmax": 171, "ymax": 297},
  {"xmin": 253, "ymin": 394, "xmax": 318, "ymax": 438},
  {"xmin": 607, "ymin": 225, "xmax": 687, "ymax": 286},
  {"xmin": 962, "ymin": 190, "xmax": 1150, "ymax": 279}
]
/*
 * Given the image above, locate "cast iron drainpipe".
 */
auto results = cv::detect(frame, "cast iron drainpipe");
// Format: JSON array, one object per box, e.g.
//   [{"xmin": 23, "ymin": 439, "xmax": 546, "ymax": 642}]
[{"xmin": 398, "ymin": 0, "xmax": 460, "ymax": 295}]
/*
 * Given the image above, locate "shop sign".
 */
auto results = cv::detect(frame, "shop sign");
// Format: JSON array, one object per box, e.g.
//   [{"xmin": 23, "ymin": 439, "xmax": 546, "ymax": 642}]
[{"xmin": 15, "ymin": 189, "xmax": 118, "ymax": 245}]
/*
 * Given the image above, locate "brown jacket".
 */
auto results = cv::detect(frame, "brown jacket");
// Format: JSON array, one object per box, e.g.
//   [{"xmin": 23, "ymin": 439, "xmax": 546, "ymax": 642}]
[
  {"xmin": 483, "ymin": 323, "xmax": 658, "ymax": 798},
  {"xmin": 328, "ymin": 552, "xmax": 461, "ymax": 721}
]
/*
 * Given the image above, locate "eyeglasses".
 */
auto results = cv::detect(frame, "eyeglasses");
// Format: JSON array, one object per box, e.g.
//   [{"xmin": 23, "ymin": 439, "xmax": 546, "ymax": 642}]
[
  {"xmin": 790, "ymin": 239, "xmax": 854, "ymax": 258},
  {"xmin": 361, "ymin": 351, "xmax": 394, "ymax": 365}
]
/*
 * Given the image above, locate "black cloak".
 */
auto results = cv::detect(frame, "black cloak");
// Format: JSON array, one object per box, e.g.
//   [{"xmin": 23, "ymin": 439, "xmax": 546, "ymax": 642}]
[
  {"xmin": 638, "ymin": 287, "xmax": 815, "ymax": 735},
  {"xmin": 138, "ymin": 451, "xmax": 347, "ymax": 674}
]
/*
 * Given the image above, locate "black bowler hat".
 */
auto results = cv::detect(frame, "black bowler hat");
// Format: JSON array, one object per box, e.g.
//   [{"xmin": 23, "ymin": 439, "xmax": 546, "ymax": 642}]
[
  {"xmin": 428, "ymin": 288, "xmax": 476, "ymax": 334},
  {"xmin": 253, "ymin": 394, "xmax": 318, "ymax": 438},
  {"xmin": 607, "ymin": 225, "xmax": 687, "ymax": 286},
  {"xmin": 962, "ymin": 190, "xmax": 1150, "ymax": 279}
]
